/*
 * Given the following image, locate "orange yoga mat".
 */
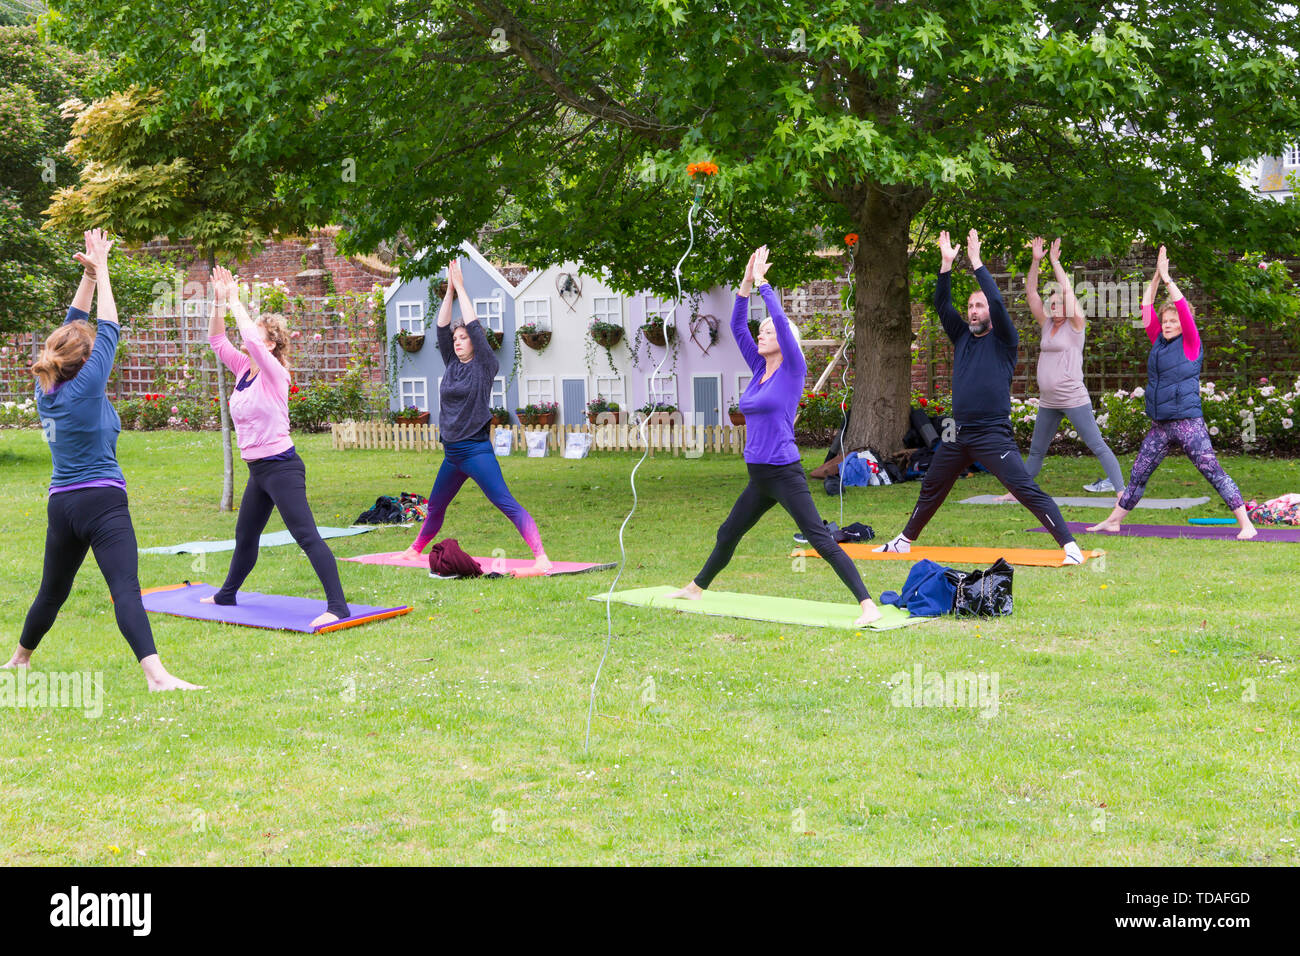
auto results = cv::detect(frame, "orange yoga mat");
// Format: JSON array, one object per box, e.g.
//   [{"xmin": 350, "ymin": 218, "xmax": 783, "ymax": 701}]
[{"xmin": 792, "ymin": 543, "xmax": 1105, "ymax": 567}]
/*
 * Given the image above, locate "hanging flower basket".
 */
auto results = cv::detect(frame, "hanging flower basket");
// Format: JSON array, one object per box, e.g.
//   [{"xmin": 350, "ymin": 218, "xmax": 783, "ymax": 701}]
[
  {"xmin": 641, "ymin": 322, "xmax": 677, "ymax": 348},
  {"xmin": 520, "ymin": 330, "xmax": 551, "ymax": 351},
  {"xmin": 591, "ymin": 325, "xmax": 624, "ymax": 349},
  {"xmin": 729, "ymin": 411, "xmax": 746, "ymax": 426},
  {"xmin": 396, "ymin": 332, "xmax": 425, "ymax": 353},
  {"xmin": 485, "ymin": 330, "xmax": 503, "ymax": 350}
]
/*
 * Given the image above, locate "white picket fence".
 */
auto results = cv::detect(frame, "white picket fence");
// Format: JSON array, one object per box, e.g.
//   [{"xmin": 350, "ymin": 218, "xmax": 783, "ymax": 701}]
[{"xmin": 330, "ymin": 420, "xmax": 748, "ymax": 454}]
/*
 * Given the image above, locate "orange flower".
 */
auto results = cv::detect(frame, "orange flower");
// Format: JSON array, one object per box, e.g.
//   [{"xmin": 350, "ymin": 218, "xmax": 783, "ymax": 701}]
[
  {"xmin": 845, "ymin": 233, "xmax": 859, "ymax": 246},
  {"xmin": 687, "ymin": 161, "xmax": 719, "ymax": 177}
]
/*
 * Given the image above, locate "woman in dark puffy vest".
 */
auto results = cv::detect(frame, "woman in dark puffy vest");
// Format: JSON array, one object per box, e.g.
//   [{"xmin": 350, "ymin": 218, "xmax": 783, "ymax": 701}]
[{"xmin": 1088, "ymin": 246, "xmax": 1256, "ymax": 539}]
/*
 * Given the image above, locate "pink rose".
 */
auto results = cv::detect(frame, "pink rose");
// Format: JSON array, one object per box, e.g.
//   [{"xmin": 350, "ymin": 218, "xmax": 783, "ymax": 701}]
[
  {"xmin": 313, "ymin": 332, "xmax": 322, "ymax": 340},
  {"xmin": 171, "ymin": 406, "xmax": 179, "ymax": 414}
]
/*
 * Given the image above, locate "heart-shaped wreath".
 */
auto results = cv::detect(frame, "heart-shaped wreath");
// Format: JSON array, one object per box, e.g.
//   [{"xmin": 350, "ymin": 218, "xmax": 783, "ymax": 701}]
[{"xmin": 690, "ymin": 313, "xmax": 720, "ymax": 354}]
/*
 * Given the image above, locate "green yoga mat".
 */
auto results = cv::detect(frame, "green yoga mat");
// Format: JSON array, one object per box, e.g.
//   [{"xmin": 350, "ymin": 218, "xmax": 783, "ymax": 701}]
[
  {"xmin": 140, "ymin": 525, "xmax": 377, "ymax": 555},
  {"xmin": 589, "ymin": 586, "xmax": 933, "ymax": 631}
]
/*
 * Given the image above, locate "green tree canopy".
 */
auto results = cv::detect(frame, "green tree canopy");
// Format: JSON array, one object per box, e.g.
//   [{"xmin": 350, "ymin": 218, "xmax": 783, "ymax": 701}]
[{"xmin": 45, "ymin": 0, "xmax": 1300, "ymax": 447}]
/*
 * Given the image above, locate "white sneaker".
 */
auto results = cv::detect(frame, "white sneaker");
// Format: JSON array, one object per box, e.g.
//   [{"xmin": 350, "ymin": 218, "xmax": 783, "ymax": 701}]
[
  {"xmin": 1083, "ymin": 477, "xmax": 1115, "ymax": 493},
  {"xmin": 873, "ymin": 534, "xmax": 912, "ymax": 554}
]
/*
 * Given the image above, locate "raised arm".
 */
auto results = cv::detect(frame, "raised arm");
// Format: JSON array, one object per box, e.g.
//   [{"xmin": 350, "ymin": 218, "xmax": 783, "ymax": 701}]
[
  {"xmin": 1047, "ymin": 238, "xmax": 1085, "ymax": 331},
  {"xmin": 968, "ymin": 230, "xmax": 1015, "ymax": 347},
  {"xmin": 450, "ymin": 259, "xmax": 498, "ymax": 376},
  {"xmin": 751, "ymin": 245, "xmax": 805, "ymax": 378},
  {"xmin": 65, "ymin": 229, "xmax": 120, "ymax": 397},
  {"xmin": 1141, "ymin": 247, "xmax": 1165, "ymax": 344},
  {"xmin": 220, "ymin": 268, "xmax": 287, "ymax": 386},
  {"xmin": 1160, "ymin": 251, "xmax": 1200, "ymax": 360},
  {"xmin": 934, "ymin": 229, "xmax": 966, "ymax": 342},
  {"xmin": 68, "ymin": 232, "xmax": 97, "ymax": 320},
  {"xmin": 730, "ymin": 250, "xmax": 763, "ymax": 374},
  {"xmin": 1025, "ymin": 236, "xmax": 1047, "ymax": 328},
  {"xmin": 434, "ymin": 262, "xmax": 458, "ymax": 364},
  {"xmin": 206, "ymin": 266, "xmax": 248, "ymax": 376}
]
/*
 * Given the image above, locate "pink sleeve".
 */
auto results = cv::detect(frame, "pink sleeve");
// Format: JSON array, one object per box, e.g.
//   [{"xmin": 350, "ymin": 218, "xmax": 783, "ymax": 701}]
[
  {"xmin": 1175, "ymin": 298, "xmax": 1200, "ymax": 361},
  {"xmin": 234, "ymin": 316, "xmax": 289, "ymax": 389},
  {"xmin": 1142, "ymin": 305, "xmax": 1159, "ymax": 344},
  {"xmin": 208, "ymin": 332, "xmax": 250, "ymax": 378}
]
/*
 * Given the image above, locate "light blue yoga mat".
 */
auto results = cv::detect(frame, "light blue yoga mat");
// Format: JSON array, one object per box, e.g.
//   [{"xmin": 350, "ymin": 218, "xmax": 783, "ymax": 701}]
[
  {"xmin": 590, "ymin": 586, "xmax": 934, "ymax": 631},
  {"xmin": 961, "ymin": 495, "xmax": 1210, "ymax": 510},
  {"xmin": 140, "ymin": 525, "xmax": 377, "ymax": 555}
]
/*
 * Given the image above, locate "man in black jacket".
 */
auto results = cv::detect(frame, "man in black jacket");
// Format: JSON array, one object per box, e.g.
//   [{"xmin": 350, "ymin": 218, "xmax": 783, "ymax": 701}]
[{"xmin": 876, "ymin": 229, "xmax": 1084, "ymax": 565}]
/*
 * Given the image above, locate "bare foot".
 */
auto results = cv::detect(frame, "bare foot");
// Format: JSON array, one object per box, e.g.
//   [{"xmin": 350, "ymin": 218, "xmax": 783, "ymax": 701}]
[
  {"xmin": 148, "ymin": 674, "xmax": 205, "ymax": 692},
  {"xmin": 854, "ymin": 600, "xmax": 883, "ymax": 627},
  {"xmin": 2, "ymin": 649, "xmax": 32, "ymax": 669},
  {"xmin": 667, "ymin": 582, "xmax": 703, "ymax": 600},
  {"xmin": 1085, "ymin": 520, "xmax": 1121, "ymax": 533},
  {"xmin": 993, "ymin": 492, "xmax": 1017, "ymax": 503},
  {"xmin": 512, "ymin": 554, "xmax": 554, "ymax": 578},
  {"xmin": 399, "ymin": 546, "xmax": 424, "ymax": 563},
  {"xmin": 310, "ymin": 611, "xmax": 341, "ymax": 629},
  {"xmin": 1237, "ymin": 523, "xmax": 1258, "ymax": 540}
]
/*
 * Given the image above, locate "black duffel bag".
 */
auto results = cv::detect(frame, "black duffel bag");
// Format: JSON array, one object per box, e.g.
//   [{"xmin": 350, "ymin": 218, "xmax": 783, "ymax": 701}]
[{"xmin": 944, "ymin": 558, "xmax": 1014, "ymax": 617}]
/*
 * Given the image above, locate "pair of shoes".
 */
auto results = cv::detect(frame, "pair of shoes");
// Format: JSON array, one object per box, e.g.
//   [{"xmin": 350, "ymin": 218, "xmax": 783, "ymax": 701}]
[
  {"xmin": 1083, "ymin": 477, "xmax": 1115, "ymax": 493},
  {"xmin": 793, "ymin": 519, "xmax": 840, "ymax": 545}
]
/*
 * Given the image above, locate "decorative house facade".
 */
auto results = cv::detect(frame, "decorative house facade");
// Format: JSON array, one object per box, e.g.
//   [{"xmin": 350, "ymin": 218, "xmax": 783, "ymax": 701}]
[
  {"xmin": 385, "ymin": 242, "xmax": 787, "ymax": 427},
  {"xmin": 383, "ymin": 242, "xmax": 521, "ymax": 418},
  {"xmin": 1255, "ymin": 145, "xmax": 1298, "ymax": 201}
]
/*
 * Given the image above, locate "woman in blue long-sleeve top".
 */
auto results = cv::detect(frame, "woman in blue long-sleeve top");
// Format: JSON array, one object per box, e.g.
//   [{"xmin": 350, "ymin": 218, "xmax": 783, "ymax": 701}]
[{"xmin": 2, "ymin": 230, "xmax": 201, "ymax": 691}]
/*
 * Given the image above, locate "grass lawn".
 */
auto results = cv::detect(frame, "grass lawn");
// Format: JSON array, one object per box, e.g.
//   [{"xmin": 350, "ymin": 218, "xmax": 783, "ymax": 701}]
[{"xmin": 1, "ymin": 428, "xmax": 1296, "ymax": 865}]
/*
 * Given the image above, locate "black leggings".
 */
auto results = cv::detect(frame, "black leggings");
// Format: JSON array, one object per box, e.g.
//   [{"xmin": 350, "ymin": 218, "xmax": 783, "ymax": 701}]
[
  {"xmin": 21, "ymin": 486, "xmax": 157, "ymax": 661},
  {"xmin": 904, "ymin": 423, "xmax": 1075, "ymax": 547},
  {"xmin": 214, "ymin": 452, "xmax": 350, "ymax": 618},
  {"xmin": 695, "ymin": 461, "xmax": 871, "ymax": 602}
]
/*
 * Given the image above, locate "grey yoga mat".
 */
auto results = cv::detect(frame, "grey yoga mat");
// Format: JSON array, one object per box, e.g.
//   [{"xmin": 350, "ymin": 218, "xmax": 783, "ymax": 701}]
[
  {"xmin": 960, "ymin": 495, "xmax": 1210, "ymax": 510},
  {"xmin": 140, "ymin": 525, "xmax": 377, "ymax": 555}
]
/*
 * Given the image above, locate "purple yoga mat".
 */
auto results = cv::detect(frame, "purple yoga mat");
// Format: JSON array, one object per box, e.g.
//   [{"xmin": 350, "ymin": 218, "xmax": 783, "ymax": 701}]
[
  {"xmin": 1032, "ymin": 521, "xmax": 1300, "ymax": 542},
  {"xmin": 140, "ymin": 583, "xmax": 412, "ymax": 632}
]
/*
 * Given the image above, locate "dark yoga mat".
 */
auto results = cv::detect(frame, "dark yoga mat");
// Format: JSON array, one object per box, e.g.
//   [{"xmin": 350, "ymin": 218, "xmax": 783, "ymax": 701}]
[{"xmin": 1032, "ymin": 522, "xmax": 1300, "ymax": 542}]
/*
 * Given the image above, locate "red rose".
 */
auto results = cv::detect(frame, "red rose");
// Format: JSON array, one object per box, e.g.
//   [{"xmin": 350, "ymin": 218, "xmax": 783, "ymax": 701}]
[{"xmin": 919, "ymin": 397, "xmax": 928, "ymax": 406}]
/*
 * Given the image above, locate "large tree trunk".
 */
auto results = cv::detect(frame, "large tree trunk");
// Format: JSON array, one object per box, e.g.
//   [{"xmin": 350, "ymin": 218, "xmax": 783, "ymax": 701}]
[{"xmin": 845, "ymin": 187, "xmax": 918, "ymax": 454}]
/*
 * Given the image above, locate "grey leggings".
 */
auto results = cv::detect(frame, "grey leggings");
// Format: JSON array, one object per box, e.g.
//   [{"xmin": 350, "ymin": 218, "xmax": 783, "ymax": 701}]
[{"xmin": 1025, "ymin": 402, "xmax": 1125, "ymax": 491}]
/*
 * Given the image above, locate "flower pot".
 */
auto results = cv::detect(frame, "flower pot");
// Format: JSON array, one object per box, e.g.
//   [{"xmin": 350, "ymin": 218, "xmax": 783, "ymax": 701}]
[
  {"xmin": 397, "ymin": 412, "xmax": 429, "ymax": 425},
  {"xmin": 485, "ymin": 330, "xmax": 503, "ymax": 350},
  {"xmin": 520, "ymin": 331, "xmax": 551, "ymax": 351},
  {"xmin": 398, "ymin": 334, "xmax": 425, "ymax": 354},
  {"xmin": 491, "ymin": 414, "xmax": 510, "ymax": 426},
  {"xmin": 642, "ymin": 325, "xmax": 675, "ymax": 348},
  {"xmin": 646, "ymin": 412, "xmax": 676, "ymax": 426},
  {"xmin": 537, "ymin": 413, "xmax": 556, "ymax": 426},
  {"xmin": 729, "ymin": 411, "xmax": 745, "ymax": 426},
  {"xmin": 592, "ymin": 327, "xmax": 624, "ymax": 349}
]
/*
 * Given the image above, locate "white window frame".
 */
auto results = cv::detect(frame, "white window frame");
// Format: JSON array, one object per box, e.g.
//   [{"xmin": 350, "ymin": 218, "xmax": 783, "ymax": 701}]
[
  {"xmin": 736, "ymin": 372, "xmax": 753, "ymax": 398},
  {"xmin": 593, "ymin": 374, "xmax": 626, "ymax": 408},
  {"xmin": 398, "ymin": 377, "xmax": 428, "ymax": 412},
  {"xmin": 473, "ymin": 294, "xmax": 504, "ymax": 332},
  {"xmin": 524, "ymin": 375, "xmax": 555, "ymax": 406},
  {"xmin": 643, "ymin": 294, "xmax": 674, "ymax": 324},
  {"xmin": 490, "ymin": 376, "xmax": 507, "ymax": 411},
  {"xmin": 591, "ymin": 295, "xmax": 623, "ymax": 328},
  {"xmin": 396, "ymin": 301, "xmax": 425, "ymax": 334},
  {"xmin": 520, "ymin": 297, "xmax": 552, "ymax": 331},
  {"xmin": 1284, "ymin": 144, "xmax": 1300, "ymax": 167},
  {"xmin": 747, "ymin": 292, "xmax": 768, "ymax": 324},
  {"xmin": 649, "ymin": 373, "xmax": 678, "ymax": 406}
]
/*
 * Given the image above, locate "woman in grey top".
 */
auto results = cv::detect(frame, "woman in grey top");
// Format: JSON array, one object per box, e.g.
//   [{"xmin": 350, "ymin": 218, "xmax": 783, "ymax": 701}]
[{"xmin": 997, "ymin": 237, "xmax": 1125, "ymax": 501}]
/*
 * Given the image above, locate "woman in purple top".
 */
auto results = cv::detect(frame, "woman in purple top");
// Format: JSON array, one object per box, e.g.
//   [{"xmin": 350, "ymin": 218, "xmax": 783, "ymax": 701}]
[
  {"xmin": 669, "ymin": 246, "xmax": 881, "ymax": 626},
  {"xmin": 1088, "ymin": 246, "xmax": 1255, "ymax": 539},
  {"xmin": 3, "ymin": 230, "xmax": 201, "ymax": 690}
]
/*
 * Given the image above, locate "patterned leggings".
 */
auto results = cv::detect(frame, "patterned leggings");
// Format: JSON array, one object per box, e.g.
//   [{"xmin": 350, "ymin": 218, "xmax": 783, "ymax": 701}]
[{"xmin": 1119, "ymin": 418, "xmax": 1243, "ymax": 512}]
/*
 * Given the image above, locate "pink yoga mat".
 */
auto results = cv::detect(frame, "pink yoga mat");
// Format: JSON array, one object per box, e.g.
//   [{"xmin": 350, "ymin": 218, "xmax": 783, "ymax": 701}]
[
  {"xmin": 1033, "ymin": 521, "xmax": 1300, "ymax": 542},
  {"xmin": 343, "ymin": 551, "xmax": 616, "ymax": 576}
]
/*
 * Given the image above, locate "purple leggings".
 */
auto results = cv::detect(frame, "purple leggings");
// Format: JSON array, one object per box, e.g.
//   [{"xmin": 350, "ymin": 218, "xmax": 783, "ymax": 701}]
[
  {"xmin": 413, "ymin": 437, "xmax": 543, "ymax": 555},
  {"xmin": 1119, "ymin": 418, "xmax": 1243, "ymax": 511}
]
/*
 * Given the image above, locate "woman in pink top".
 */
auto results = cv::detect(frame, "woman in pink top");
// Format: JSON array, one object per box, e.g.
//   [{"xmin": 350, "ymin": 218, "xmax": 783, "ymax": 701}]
[
  {"xmin": 201, "ymin": 266, "xmax": 351, "ymax": 627},
  {"xmin": 996, "ymin": 237, "xmax": 1125, "ymax": 501}
]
